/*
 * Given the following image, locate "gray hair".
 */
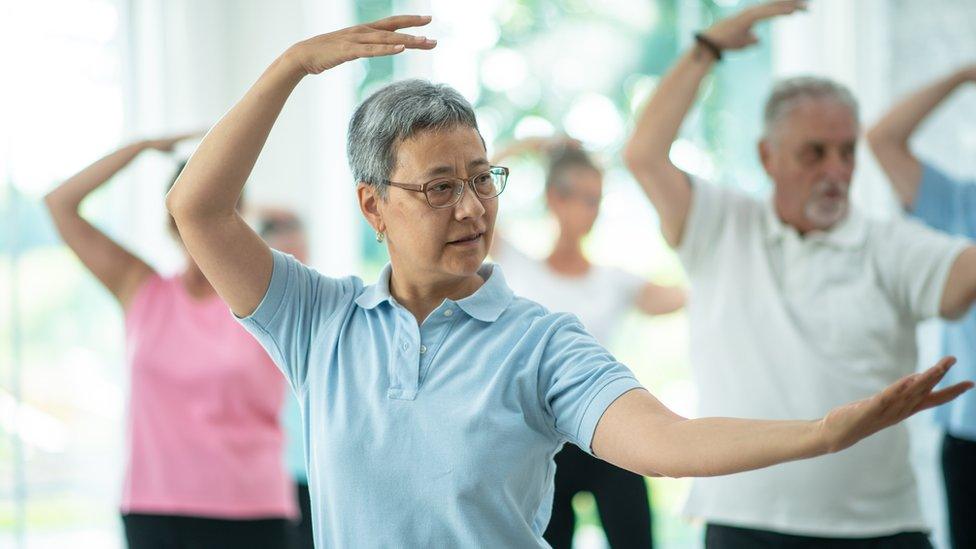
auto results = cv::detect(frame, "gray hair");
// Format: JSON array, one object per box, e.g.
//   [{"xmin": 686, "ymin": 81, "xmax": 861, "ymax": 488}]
[
  {"xmin": 347, "ymin": 79, "xmax": 482, "ymax": 195},
  {"xmin": 763, "ymin": 76, "xmax": 859, "ymax": 139}
]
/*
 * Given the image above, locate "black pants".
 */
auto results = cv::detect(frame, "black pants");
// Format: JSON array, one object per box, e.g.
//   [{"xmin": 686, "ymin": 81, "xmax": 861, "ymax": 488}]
[
  {"xmin": 122, "ymin": 514, "xmax": 290, "ymax": 549},
  {"xmin": 705, "ymin": 524, "xmax": 932, "ymax": 549},
  {"xmin": 544, "ymin": 444, "xmax": 653, "ymax": 548},
  {"xmin": 290, "ymin": 482, "xmax": 314, "ymax": 549},
  {"xmin": 942, "ymin": 432, "xmax": 976, "ymax": 549}
]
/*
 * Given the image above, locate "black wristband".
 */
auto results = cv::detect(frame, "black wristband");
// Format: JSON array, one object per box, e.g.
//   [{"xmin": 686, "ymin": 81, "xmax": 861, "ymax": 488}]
[{"xmin": 694, "ymin": 32, "xmax": 723, "ymax": 62}]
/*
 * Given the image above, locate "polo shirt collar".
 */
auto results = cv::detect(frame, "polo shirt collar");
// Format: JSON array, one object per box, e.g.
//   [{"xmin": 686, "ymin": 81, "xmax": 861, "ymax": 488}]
[
  {"xmin": 763, "ymin": 199, "xmax": 867, "ymax": 249},
  {"xmin": 355, "ymin": 263, "xmax": 514, "ymax": 323}
]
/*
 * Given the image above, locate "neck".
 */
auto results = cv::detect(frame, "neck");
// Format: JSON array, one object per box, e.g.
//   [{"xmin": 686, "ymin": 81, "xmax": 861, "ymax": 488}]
[
  {"xmin": 389, "ymin": 266, "xmax": 484, "ymax": 324},
  {"xmin": 773, "ymin": 200, "xmax": 817, "ymax": 236},
  {"xmin": 547, "ymin": 229, "xmax": 589, "ymax": 275}
]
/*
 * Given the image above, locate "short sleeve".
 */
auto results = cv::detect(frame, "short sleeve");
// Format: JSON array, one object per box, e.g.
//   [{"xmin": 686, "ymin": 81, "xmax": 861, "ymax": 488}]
[
  {"xmin": 537, "ymin": 315, "xmax": 643, "ymax": 453},
  {"xmin": 237, "ymin": 249, "xmax": 361, "ymax": 393},
  {"xmin": 676, "ymin": 177, "xmax": 751, "ymax": 275},
  {"xmin": 873, "ymin": 217, "xmax": 970, "ymax": 321},
  {"xmin": 911, "ymin": 161, "xmax": 976, "ymax": 237}
]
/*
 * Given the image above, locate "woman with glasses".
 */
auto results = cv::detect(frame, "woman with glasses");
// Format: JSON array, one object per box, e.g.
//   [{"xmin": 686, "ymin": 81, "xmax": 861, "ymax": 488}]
[
  {"xmin": 44, "ymin": 139, "xmax": 296, "ymax": 548},
  {"xmin": 491, "ymin": 137, "xmax": 684, "ymax": 548},
  {"xmin": 165, "ymin": 13, "xmax": 971, "ymax": 548}
]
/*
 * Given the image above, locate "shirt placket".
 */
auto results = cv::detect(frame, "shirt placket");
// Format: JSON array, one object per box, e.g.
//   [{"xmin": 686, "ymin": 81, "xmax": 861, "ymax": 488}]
[
  {"xmin": 417, "ymin": 303, "xmax": 459, "ymax": 384},
  {"xmin": 388, "ymin": 308, "xmax": 422, "ymax": 401}
]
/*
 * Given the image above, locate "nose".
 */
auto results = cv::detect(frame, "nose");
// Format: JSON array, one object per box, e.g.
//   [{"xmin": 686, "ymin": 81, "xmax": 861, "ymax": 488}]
[
  {"xmin": 453, "ymin": 181, "xmax": 487, "ymax": 221},
  {"xmin": 824, "ymin": 149, "xmax": 853, "ymax": 183}
]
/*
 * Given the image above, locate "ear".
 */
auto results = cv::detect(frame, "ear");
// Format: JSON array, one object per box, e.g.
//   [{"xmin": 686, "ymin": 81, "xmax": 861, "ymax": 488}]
[
  {"xmin": 758, "ymin": 138, "xmax": 775, "ymax": 177},
  {"xmin": 544, "ymin": 187, "xmax": 561, "ymax": 209},
  {"xmin": 357, "ymin": 183, "xmax": 385, "ymax": 233}
]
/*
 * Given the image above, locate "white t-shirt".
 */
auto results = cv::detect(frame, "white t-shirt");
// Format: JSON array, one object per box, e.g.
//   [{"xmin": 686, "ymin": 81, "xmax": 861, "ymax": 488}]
[
  {"xmin": 679, "ymin": 179, "xmax": 969, "ymax": 537},
  {"xmin": 492, "ymin": 242, "xmax": 644, "ymax": 346}
]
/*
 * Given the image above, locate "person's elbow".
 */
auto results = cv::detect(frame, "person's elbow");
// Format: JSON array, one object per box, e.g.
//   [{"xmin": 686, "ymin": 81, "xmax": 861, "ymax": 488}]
[
  {"xmin": 622, "ymin": 139, "xmax": 663, "ymax": 181},
  {"xmin": 865, "ymin": 125, "xmax": 905, "ymax": 158},
  {"xmin": 164, "ymin": 174, "xmax": 208, "ymax": 225}
]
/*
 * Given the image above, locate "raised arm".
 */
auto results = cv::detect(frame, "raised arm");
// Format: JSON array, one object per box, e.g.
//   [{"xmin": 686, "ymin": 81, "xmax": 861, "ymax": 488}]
[
  {"xmin": 593, "ymin": 357, "xmax": 971, "ymax": 478},
  {"xmin": 622, "ymin": 1, "xmax": 806, "ymax": 247},
  {"xmin": 941, "ymin": 246, "xmax": 976, "ymax": 320},
  {"xmin": 867, "ymin": 65, "xmax": 976, "ymax": 207},
  {"xmin": 166, "ymin": 16, "xmax": 437, "ymax": 317},
  {"xmin": 44, "ymin": 135, "xmax": 194, "ymax": 308}
]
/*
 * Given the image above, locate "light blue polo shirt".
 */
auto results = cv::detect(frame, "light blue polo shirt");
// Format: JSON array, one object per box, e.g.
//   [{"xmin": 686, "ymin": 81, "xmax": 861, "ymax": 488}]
[
  {"xmin": 239, "ymin": 250, "xmax": 642, "ymax": 547},
  {"xmin": 911, "ymin": 162, "xmax": 976, "ymax": 441}
]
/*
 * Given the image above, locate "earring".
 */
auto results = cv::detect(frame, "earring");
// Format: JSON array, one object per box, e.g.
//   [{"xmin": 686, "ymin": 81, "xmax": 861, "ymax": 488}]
[{"xmin": 376, "ymin": 231, "xmax": 385, "ymax": 243}]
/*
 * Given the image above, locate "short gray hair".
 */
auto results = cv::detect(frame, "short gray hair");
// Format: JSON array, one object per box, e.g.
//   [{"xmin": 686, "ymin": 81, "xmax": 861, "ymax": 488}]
[
  {"xmin": 347, "ymin": 79, "xmax": 482, "ymax": 195},
  {"xmin": 763, "ymin": 76, "xmax": 859, "ymax": 139}
]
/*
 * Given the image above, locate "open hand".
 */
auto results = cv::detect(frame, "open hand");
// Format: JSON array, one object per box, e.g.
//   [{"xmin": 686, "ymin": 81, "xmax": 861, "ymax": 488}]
[
  {"xmin": 702, "ymin": 0, "xmax": 807, "ymax": 51},
  {"xmin": 819, "ymin": 357, "xmax": 973, "ymax": 453},
  {"xmin": 286, "ymin": 15, "xmax": 437, "ymax": 76}
]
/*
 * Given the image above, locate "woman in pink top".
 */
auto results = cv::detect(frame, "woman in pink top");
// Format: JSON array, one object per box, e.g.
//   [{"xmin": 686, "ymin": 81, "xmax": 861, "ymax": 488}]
[{"xmin": 44, "ymin": 135, "xmax": 296, "ymax": 548}]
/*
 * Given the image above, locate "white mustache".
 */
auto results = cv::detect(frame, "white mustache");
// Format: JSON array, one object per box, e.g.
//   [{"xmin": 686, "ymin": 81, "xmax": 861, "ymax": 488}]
[{"xmin": 811, "ymin": 180, "xmax": 848, "ymax": 196}]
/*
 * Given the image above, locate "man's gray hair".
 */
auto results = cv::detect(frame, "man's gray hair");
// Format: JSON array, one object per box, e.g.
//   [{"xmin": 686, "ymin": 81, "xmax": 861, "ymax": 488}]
[
  {"xmin": 763, "ymin": 76, "xmax": 859, "ymax": 139},
  {"xmin": 347, "ymin": 79, "xmax": 481, "ymax": 195}
]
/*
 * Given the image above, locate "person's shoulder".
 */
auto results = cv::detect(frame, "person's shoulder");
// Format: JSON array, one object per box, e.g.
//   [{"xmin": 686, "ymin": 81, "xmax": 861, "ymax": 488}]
[
  {"xmin": 688, "ymin": 176, "xmax": 766, "ymax": 223},
  {"xmin": 501, "ymin": 295, "xmax": 584, "ymax": 334}
]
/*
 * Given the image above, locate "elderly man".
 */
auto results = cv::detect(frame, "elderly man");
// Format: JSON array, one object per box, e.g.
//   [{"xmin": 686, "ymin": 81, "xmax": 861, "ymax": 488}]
[
  {"xmin": 868, "ymin": 64, "xmax": 976, "ymax": 549},
  {"xmin": 623, "ymin": 2, "xmax": 976, "ymax": 548}
]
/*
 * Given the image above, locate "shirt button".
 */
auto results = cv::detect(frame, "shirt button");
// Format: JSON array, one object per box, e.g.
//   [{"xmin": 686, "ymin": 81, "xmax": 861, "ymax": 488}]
[
  {"xmin": 401, "ymin": 342, "xmax": 409, "ymax": 351},
  {"xmin": 419, "ymin": 345, "xmax": 428, "ymax": 354},
  {"xmin": 443, "ymin": 309, "xmax": 454, "ymax": 317}
]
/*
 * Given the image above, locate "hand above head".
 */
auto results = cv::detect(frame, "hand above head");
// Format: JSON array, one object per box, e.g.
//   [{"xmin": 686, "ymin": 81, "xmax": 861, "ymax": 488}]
[
  {"xmin": 285, "ymin": 15, "xmax": 437, "ymax": 76},
  {"xmin": 701, "ymin": 0, "xmax": 807, "ymax": 51},
  {"xmin": 818, "ymin": 357, "xmax": 973, "ymax": 454}
]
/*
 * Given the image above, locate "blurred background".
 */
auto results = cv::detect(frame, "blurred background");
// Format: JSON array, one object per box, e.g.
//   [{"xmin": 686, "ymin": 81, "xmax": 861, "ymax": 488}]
[{"xmin": 1, "ymin": 0, "xmax": 975, "ymax": 547}]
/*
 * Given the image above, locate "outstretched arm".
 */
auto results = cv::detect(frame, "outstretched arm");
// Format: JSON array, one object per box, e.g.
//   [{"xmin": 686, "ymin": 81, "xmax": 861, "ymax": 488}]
[
  {"xmin": 593, "ymin": 357, "xmax": 971, "ymax": 478},
  {"xmin": 623, "ymin": 1, "xmax": 806, "ymax": 247},
  {"xmin": 44, "ymin": 134, "xmax": 195, "ymax": 308},
  {"xmin": 166, "ymin": 16, "xmax": 437, "ymax": 317},
  {"xmin": 867, "ymin": 65, "xmax": 976, "ymax": 207}
]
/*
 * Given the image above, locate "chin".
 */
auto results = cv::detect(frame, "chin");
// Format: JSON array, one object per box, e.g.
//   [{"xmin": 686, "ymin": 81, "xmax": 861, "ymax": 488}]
[
  {"xmin": 805, "ymin": 201, "xmax": 849, "ymax": 230},
  {"xmin": 445, "ymin": 252, "xmax": 487, "ymax": 276}
]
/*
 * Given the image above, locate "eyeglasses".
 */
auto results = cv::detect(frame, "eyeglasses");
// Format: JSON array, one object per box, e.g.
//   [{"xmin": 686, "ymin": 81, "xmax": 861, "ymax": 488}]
[{"xmin": 384, "ymin": 166, "xmax": 509, "ymax": 209}]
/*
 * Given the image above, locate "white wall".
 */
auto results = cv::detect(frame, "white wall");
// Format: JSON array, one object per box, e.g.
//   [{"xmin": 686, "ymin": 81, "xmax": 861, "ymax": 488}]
[{"xmin": 121, "ymin": 0, "xmax": 361, "ymax": 276}]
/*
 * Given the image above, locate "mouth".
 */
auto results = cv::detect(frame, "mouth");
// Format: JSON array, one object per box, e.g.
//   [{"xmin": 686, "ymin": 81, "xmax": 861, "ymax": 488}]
[{"xmin": 447, "ymin": 232, "xmax": 484, "ymax": 246}]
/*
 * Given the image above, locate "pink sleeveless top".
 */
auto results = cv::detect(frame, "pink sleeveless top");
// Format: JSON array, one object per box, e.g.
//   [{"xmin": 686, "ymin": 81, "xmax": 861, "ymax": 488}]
[{"xmin": 121, "ymin": 274, "xmax": 296, "ymax": 518}]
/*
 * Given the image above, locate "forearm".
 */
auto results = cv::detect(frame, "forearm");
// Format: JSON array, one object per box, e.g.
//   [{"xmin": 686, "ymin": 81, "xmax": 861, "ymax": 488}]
[
  {"xmin": 166, "ymin": 51, "xmax": 305, "ymax": 222},
  {"xmin": 868, "ymin": 69, "xmax": 969, "ymax": 148},
  {"xmin": 44, "ymin": 141, "xmax": 147, "ymax": 213},
  {"xmin": 643, "ymin": 416, "xmax": 825, "ymax": 478},
  {"xmin": 623, "ymin": 44, "xmax": 715, "ymax": 171}
]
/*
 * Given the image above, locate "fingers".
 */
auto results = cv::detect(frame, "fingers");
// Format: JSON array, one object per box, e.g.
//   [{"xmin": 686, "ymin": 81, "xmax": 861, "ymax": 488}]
[
  {"xmin": 749, "ymin": 0, "xmax": 808, "ymax": 20},
  {"xmin": 357, "ymin": 30, "xmax": 436, "ymax": 50},
  {"xmin": 909, "ymin": 356, "xmax": 956, "ymax": 396},
  {"xmin": 355, "ymin": 43, "xmax": 408, "ymax": 58},
  {"xmin": 915, "ymin": 382, "xmax": 975, "ymax": 412},
  {"xmin": 366, "ymin": 14, "xmax": 432, "ymax": 32}
]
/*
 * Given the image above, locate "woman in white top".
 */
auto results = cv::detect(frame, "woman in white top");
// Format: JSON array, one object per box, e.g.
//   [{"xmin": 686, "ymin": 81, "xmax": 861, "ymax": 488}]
[{"xmin": 492, "ymin": 137, "xmax": 684, "ymax": 548}]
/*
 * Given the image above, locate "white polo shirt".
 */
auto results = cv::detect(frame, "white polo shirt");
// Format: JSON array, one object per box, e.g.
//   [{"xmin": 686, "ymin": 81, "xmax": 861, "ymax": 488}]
[
  {"xmin": 492, "ymin": 241, "xmax": 644, "ymax": 346},
  {"xmin": 679, "ymin": 179, "xmax": 969, "ymax": 537}
]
